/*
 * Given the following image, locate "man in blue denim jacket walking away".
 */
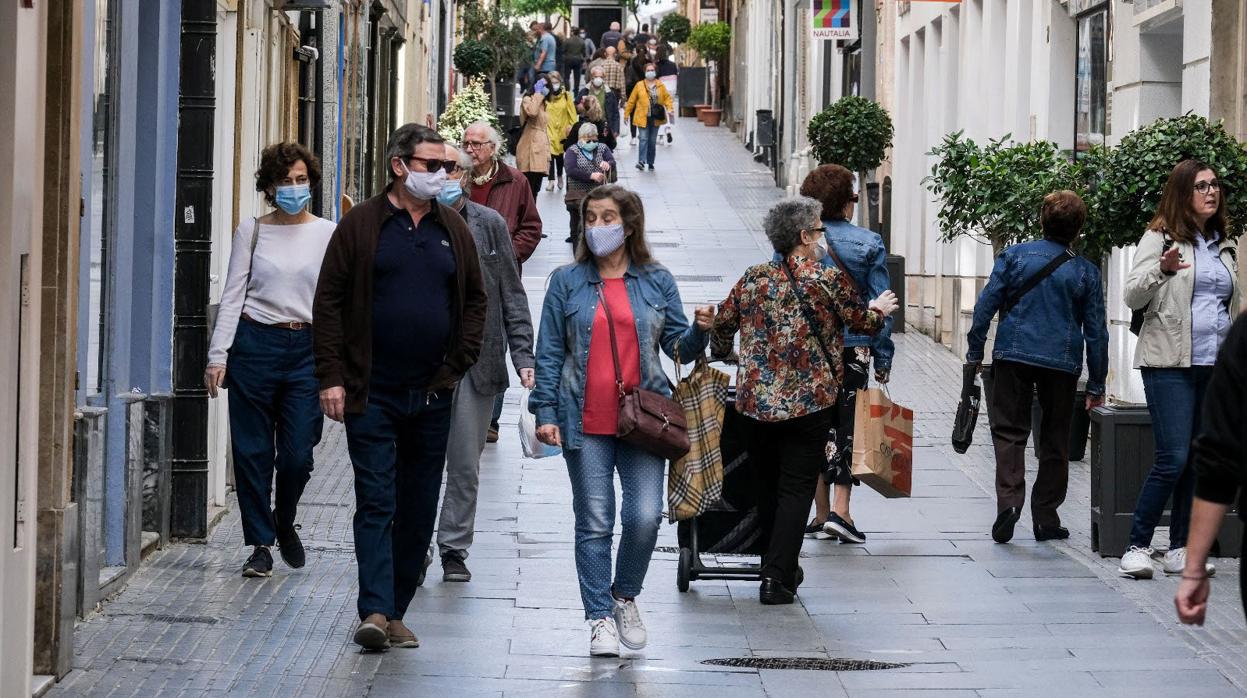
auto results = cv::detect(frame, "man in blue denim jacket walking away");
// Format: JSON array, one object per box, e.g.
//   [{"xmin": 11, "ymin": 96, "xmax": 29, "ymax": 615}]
[{"xmin": 966, "ymin": 191, "xmax": 1108, "ymax": 545}]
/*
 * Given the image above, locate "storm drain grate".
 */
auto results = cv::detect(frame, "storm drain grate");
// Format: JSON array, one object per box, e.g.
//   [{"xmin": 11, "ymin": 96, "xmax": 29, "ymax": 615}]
[
  {"xmin": 144, "ymin": 614, "xmax": 219, "ymax": 625},
  {"xmin": 117, "ymin": 656, "xmax": 188, "ymax": 666},
  {"xmin": 673, "ymin": 274, "xmax": 723, "ymax": 282},
  {"xmin": 650, "ymin": 242, "xmax": 680, "ymax": 247},
  {"xmin": 701, "ymin": 657, "xmax": 910, "ymax": 671}
]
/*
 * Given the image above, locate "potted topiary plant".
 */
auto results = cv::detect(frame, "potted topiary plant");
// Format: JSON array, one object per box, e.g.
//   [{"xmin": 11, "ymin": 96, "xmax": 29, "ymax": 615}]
[
  {"xmin": 808, "ymin": 95, "xmax": 894, "ymax": 175},
  {"xmin": 438, "ymin": 77, "xmax": 506, "ymax": 153},
  {"xmin": 687, "ymin": 21, "xmax": 732, "ymax": 125},
  {"xmin": 657, "ymin": 13, "xmax": 692, "ymax": 44},
  {"xmin": 453, "ymin": 39, "xmax": 493, "ymax": 81},
  {"xmin": 458, "ymin": 0, "xmax": 532, "ymax": 121}
]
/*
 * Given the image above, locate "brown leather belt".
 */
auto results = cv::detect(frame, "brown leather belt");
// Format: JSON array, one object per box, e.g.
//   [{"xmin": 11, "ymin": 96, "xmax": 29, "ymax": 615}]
[{"xmin": 241, "ymin": 312, "xmax": 311, "ymax": 331}]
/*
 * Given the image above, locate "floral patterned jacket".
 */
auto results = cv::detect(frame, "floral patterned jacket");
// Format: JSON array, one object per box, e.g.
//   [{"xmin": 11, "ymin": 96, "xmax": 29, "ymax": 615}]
[{"xmin": 710, "ymin": 255, "xmax": 883, "ymax": 422}]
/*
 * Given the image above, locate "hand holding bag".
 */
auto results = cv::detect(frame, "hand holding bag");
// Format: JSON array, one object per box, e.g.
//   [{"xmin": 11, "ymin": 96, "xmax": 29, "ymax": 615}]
[
  {"xmin": 597, "ymin": 285, "xmax": 691, "ymax": 461},
  {"xmin": 951, "ymin": 362, "xmax": 981, "ymax": 454},
  {"xmin": 518, "ymin": 388, "xmax": 561, "ymax": 459}
]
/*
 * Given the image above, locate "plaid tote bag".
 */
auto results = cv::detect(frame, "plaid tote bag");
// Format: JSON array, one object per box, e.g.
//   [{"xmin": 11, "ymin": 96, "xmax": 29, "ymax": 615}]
[{"xmin": 667, "ymin": 355, "xmax": 731, "ymax": 521}]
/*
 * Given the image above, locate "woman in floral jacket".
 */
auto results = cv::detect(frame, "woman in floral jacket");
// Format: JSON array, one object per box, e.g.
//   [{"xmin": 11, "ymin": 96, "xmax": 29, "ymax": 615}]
[{"xmin": 709, "ymin": 196, "xmax": 898, "ymax": 606}]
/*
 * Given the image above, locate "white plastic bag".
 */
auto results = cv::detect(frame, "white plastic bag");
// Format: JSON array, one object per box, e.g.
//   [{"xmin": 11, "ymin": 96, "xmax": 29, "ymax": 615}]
[{"xmin": 518, "ymin": 388, "xmax": 561, "ymax": 459}]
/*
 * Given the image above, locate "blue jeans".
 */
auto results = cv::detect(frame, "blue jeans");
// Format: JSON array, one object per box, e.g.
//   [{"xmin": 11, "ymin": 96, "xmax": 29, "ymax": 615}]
[
  {"xmin": 226, "ymin": 320, "xmax": 323, "ymax": 547},
  {"xmin": 1129, "ymin": 367, "xmax": 1215, "ymax": 549},
  {"xmin": 636, "ymin": 123, "xmax": 659, "ymax": 166},
  {"xmin": 345, "ymin": 385, "xmax": 454, "ymax": 620},
  {"xmin": 564, "ymin": 435, "xmax": 665, "ymax": 619}
]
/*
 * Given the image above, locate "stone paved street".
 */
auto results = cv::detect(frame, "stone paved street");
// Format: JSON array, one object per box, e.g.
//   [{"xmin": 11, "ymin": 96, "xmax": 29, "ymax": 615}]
[{"xmin": 50, "ymin": 121, "xmax": 1247, "ymax": 697}]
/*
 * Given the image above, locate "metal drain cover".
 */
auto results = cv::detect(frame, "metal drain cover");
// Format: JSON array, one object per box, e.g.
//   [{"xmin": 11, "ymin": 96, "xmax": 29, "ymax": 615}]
[{"xmin": 701, "ymin": 657, "xmax": 910, "ymax": 671}]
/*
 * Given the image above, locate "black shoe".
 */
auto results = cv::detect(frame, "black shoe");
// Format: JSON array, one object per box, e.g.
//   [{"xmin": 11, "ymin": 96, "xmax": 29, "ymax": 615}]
[
  {"xmin": 992, "ymin": 507, "xmax": 1021, "ymax": 544},
  {"xmin": 564, "ymin": 236, "xmax": 573, "ymax": 243},
  {"xmin": 635, "ymin": 162, "xmax": 645, "ymax": 171},
  {"xmin": 416, "ymin": 552, "xmax": 432, "ymax": 587},
  {"xmin": 442, "ymin": 552, "xmax": 472, "ymax": 582},
  {"xmin": 647, "ymin": 164, "xmax": 655, "ymax": 171},
  {"xmin": 793, "ymin": 565, "xmax": 805, "ymax": 591},
  {"xmin": 275, "ymin": 523, "xmax": 305, "ymax": 569},
  {"xmin": 759, "ymin": 577, "xmax": 795, "ymax": 605},
  {"xmin": 825, "ymin": 512, "xmax": 866, "ymax": 544},
  {"xmin": 666, "ymin": 133, "xmax": 673, "ymax": 144},
  {"xmin": 804, "ymin": 519, "xmax": 827, "ymax": 537},
  {"xmin": 242, "ymin": 546, "xmax": 273, "ymax": 578},
  {"xmin": 1034, "ymin": 524, "xmax": 1070, "ymax": 541}
]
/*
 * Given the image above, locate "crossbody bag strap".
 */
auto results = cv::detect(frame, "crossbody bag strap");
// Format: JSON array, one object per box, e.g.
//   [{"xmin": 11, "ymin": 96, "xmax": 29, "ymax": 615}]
[
  {"xmin": 779, "ymin": 260, "xmax": 838, "ymax": 372},
  {"xmin": 243, "ymin": 217, "xmax": 260, "ymax": 301},
  {"xmin": 999, "ymin": 247, "xmax": 1076, "ymax": 319},
  {"xmin": 825, "ymin": 244, "xmax": 861, "ymax": 298},
  {"xmin": 596, "ymin": 284, "xmax": 626, "ymax": 397}
]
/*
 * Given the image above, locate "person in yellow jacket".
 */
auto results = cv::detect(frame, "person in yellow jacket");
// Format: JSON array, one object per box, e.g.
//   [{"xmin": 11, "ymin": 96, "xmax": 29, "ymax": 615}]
[
  {"xmin": 543, "ymin": 72, "xmax": 579, "ymax": 192},
  {"xmin": 625, "ymin": 62, "xmax": 675, "ymax": 171}
]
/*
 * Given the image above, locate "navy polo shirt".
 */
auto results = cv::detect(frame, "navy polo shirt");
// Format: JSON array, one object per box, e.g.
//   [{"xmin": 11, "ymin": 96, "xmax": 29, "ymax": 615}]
[{"xmin": 370, "ymin": 199, "xmax": 457, "ymax": 389}]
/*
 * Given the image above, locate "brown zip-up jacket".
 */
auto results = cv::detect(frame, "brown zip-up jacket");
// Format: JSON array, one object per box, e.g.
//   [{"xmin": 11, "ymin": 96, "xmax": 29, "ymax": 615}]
[{"xmin": 313, "ymin": 190, "xmax": 487, "ymax": 414}]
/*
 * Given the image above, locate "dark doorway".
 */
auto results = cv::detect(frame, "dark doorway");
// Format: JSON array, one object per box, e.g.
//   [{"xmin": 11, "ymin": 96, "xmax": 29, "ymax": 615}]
[{"xmin": 578, "ymin": 7, "xmax": 622, "ymax": 50}]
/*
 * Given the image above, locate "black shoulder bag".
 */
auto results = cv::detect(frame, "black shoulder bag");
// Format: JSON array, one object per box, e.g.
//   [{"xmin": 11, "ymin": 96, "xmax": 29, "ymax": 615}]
[
  {"xmin": 1128, "ymin": 232, "xmax": 1175, "ymax": 336},
  {"xmin": 998, "ymin": 247, "xmax": 1077, "ymax": 321}
]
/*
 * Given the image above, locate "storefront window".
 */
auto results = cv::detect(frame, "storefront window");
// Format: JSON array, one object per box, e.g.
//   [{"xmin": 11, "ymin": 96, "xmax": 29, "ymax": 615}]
[
  {"xmin": 1075, "ymin": 8, "xmax": 1108, "ymax": 157},
  {"xmin": 85, "ymin": 0, "xmax": 119, "ymax": 396}
]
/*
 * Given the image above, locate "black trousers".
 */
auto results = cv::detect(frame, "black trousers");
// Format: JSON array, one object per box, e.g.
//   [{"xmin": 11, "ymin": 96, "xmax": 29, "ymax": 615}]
[
  {"xmin": 987, "ymin": 360, "xmax": 1077, "ymax": 527},
  {"xmin": 566, "ymin": 200, "xmax": 582, "ymax": 245},
  {"xmin": 548, "ymin": 154, "xmax": 565, "ymax": 179},
  {"xmin": 742, "ymin": 407, "xmax": 835, "ymax": 589},
  {"xmin": 524, "ymin": 172, "xmax": 543, "ymax": 198}
]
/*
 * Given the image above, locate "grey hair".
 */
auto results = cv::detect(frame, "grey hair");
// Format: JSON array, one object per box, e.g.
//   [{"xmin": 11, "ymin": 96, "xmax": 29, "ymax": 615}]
[
  {"xmin": 763, "ymin": 196, "xmax": 823, "ymax": 255},
  {"xmin": 384, "ymin": 123, "xmax": 444, "ymax": 180},
  {"xmin": 465, "ymin": 121, "xmax": 502, "ymax": 151},
  {"xmin": 577, "ymin": 122, "xmax": 599, "ymax": 140},
  {"xmin": 451, "ymin": 146, "xmax": 473, "ymax": 171}
]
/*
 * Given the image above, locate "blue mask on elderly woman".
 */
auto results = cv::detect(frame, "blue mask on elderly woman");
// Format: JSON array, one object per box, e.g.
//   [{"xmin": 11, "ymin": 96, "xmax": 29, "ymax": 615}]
[{"xmin": 578, "ymin": 141, "xmax": 600, "ymax": 156}]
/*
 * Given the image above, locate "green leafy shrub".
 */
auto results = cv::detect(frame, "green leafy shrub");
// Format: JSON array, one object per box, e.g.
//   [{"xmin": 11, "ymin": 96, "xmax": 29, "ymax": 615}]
[
  {"xmin": 1083, "ymin": 113, "xmax": 1247, "ymax": 256},
  {"xmin": 438, "ymin": 78, "xmax": 505, "ymax": 153},
  {"xmin": 453, "ymin": 39, "xmax": 493, "ymax": 78},
  {"xmin": 807, "ymin": 96, "xmax": 894, "ymax": 172},
  {"xmin": 924, "ymin": 132, "xmax": 1087, "ymax": 253},
  {"xmin": 657, "ymin": 14, "xmax": 692, "ymax": 44},
  {"xmin": 687, "ymin": 21, "xmax": 731, "ymax": 62}
]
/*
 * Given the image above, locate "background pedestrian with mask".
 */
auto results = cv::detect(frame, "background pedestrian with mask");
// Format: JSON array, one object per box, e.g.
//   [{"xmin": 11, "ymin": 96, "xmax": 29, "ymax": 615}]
[
  {"xmin": 624, "ymin": 63, "xmax": 673, "ymax": 171},
  {"xmin": 205, "ymin": 142, "xmax": 335, "ymax": 579},
  {"xmin": 516, "ymin": 79, "xmax": 552, "ymax": 197},
  {"xmin": 544, "ymin": 72, "xmax": 579, "ymax": 193},
  {"xmin": 432, "ymin": 144, "xmax": 535, "ymax": 583},
  {"xmin": 313, "ymin": 124, "xmax": 487, "ymax": 651}
]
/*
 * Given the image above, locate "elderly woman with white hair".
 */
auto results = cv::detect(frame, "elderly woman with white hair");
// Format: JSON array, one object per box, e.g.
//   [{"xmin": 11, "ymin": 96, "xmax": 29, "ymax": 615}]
[
  {"xmin": 709, "ymin": 195, "xmax": 899, "ymax": 606},
  {"xmin": 564, "ymin": 122, "xmax": 616, "ymax": 246}
]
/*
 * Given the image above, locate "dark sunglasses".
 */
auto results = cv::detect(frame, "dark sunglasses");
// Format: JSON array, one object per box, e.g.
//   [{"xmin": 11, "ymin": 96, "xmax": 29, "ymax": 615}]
[{"xmin": 403, "ymin": 157, "xmax": 458, "ymax": 174}]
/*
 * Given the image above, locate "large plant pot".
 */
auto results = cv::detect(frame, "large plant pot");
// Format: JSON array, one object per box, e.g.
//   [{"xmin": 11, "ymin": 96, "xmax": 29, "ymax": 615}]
[
  {"xmin": 1089, "ymin": 405, "xmax": 1240, "ymax": 557},
  {"xmin": 695, "ymin": 104, "xmax": 712, "ymax": 123},
  {"xmin": 702, "ymin": 108, "xmax": 722, "ymax": 127},
  {"xmin": 485, "ymin": 79, "xmax": 518, "ymax": 120}
]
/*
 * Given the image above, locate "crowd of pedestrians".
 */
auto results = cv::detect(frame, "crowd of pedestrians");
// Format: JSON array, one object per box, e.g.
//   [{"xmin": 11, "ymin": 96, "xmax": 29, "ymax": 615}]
[{"xmin": 202, "ymin": 53, "xmax": 1247, "ymax": 656}]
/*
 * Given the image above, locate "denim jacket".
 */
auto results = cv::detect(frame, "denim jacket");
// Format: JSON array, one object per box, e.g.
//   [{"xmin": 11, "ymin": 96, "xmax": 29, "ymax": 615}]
[
  {"xmin": 966, "ymin": 239, "xmax": 1109, "ymax": 395},
  {"xmin": 529, "ymin": 260, "xmax": 708, "ymax": 450}
]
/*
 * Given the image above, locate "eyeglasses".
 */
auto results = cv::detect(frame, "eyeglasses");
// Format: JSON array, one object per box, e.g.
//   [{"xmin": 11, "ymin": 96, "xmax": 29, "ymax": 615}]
[
  {"xmin": 463, "ymin": 140, "xmax": 493, "ymax": 150},
  {"xmin": 1195, "ymin": 180, "xmax": 1221, "ymax": 194}
]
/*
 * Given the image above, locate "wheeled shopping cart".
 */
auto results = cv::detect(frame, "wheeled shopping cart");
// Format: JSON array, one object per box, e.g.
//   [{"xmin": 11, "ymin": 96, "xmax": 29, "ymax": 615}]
[{"xmin": 675, "ymin": 396, "xmax": 767, "ymax": 591}]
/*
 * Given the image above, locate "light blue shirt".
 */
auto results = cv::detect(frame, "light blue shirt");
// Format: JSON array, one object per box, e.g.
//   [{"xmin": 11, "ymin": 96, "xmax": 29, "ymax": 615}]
[
  {"xmin": 1191, "ymin": 233, "xmax": 1234, "ymax": 365},
  {"xmin": 534, "ymin": 33, "xmax": 557, "ymax": 72}
]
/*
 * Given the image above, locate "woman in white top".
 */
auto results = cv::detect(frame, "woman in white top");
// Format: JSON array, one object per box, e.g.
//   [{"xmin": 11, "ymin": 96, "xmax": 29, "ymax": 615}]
[{"xmin": 204, "ymin": 143, "xmax": 336, "ymax": 578}]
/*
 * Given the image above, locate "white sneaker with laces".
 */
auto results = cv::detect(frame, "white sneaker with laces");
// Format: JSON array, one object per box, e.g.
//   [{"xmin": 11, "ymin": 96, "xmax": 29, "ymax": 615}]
[
  {"xmin": 1161, "ymin": 547, "xmax": 1216, "ymax": 577},
  {"xmin": 613, "ymin": 598, "xmax": 647, "ymax": 650},
  {"xmin": 1119, "ymin": 546, "xmax": 1156, "ymax": 579},
  {"xmin": 630, "ymin": 136, "xmax": 638, "ymax": 145},
  {"xmin": 589, "ymin": 617, "xmax": 620, "ymax": 657}
]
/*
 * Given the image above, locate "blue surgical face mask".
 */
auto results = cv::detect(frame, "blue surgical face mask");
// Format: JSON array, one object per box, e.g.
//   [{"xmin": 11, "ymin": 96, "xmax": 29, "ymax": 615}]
[
  {"xmin": 579, "ymin": 141, "xmax": 600, "ymax": 154},
  {"xmin": 585, "ymin": 223, "xmax": 626, "ymax": 257},
  {"xmin": 436, "ymin": 179, "xmax": 464, "ymax": 207},
  {"xmin": 274, "ymin": 184, "xmax": 311, "ymax": 215},
  {"xmin": 645, "ymin": 70, "xmax": 657, "ymax": 80}
]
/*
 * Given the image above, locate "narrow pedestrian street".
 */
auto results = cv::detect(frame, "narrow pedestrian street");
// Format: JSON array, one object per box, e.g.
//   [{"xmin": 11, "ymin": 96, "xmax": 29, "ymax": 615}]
[{"xmin": 51, "ymin": 122, "xmax": 1246, "ymax": 697}]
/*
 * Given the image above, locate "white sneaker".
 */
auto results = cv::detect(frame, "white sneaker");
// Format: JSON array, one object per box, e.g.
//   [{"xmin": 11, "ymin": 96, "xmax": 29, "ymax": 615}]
[
  {"xmin": 613, "ymin": 597, "xmax": 647, "ymax": 650},
  {"xmin": 1161, "ymin": 547, "xmax": 1216, "ymax": 577},
  {"xmin": 545, "ymin": 179, "xmax": 554, "ymax": 192},
  {"xmin": 1119, "ymin": 546, "xmax": 1156, "ymax": 579},
  {"xmin": 589, "ymin": 617, "xmax": 620, "ymax": 657},
  {"xmin": 630, "ymin": 136, "xmax": 638, "ymax": 145}
]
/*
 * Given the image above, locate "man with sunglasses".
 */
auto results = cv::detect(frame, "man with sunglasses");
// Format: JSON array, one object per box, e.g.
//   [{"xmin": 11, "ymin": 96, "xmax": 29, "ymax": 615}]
[{"xmin": 313, "ymin": 123, "xmax": 487, "ymax": 651}]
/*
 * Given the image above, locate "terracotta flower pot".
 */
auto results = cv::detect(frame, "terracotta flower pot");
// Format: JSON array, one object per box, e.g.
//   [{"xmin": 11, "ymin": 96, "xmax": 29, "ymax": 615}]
[
  {"xmin": 702, "ymin": 108, "xmax": 722, "ymax": 127},
  {"xmin": 695, "ymin": 104, "xmax": 712, "ymax": 123}
]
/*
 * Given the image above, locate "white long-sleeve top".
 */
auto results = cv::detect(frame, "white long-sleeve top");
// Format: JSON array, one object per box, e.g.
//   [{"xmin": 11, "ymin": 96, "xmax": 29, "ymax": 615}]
[{"xmin": 207, "ymin": 217, "xmax": 337, "ymax": 366}]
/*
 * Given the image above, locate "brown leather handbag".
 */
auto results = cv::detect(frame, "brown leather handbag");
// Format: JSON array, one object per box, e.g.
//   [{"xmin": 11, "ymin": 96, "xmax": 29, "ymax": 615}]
[{"xmin": 597, "ymin": 285, "xmax": 691, "ymax": 461}]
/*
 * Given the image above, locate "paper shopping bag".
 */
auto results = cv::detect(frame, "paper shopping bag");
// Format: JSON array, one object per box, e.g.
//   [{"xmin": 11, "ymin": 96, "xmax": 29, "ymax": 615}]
[
  {"xmin": 851, "ymin": 388, "xmax": 914, "ymax": 498},
  {"xmin": 667, "ymin": 357, "xmax": 731, "ymax": 521}
]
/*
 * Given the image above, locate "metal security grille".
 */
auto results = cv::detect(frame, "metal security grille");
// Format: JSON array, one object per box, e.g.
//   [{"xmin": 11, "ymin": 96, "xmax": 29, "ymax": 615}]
[{"xmin": 701, "ymin": 657, "xmax": 910, "ymax": 671}]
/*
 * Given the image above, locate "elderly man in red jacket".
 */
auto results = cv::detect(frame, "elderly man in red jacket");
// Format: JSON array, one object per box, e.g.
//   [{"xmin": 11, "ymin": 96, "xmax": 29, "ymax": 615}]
[{"xmin": 461, "ymin": 120, "xmax": 544, "ymax": 442}]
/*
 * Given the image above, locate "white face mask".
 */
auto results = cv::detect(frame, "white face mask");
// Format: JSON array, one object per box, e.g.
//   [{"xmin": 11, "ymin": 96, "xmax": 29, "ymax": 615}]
[
  {"xmin": 592, "ymin": 77, "xmax": 604, "ymax": 87},
  {"xmin": 400, "ymin": 161, "xmax": 447, "ymax": 200},
  {"xmin": 586, "ymin": 223, "xmax": 626, "ymax": 257}
]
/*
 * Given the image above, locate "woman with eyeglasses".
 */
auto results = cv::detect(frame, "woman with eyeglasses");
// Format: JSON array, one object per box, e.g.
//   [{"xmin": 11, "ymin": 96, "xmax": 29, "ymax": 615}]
[
  {"xmin": 1120, "ymin": 159, "xmax": 1242, "ymax": 580},
  {"xmin": 205, "ymin": 142, "xmax": 336, "ymax": 579}
]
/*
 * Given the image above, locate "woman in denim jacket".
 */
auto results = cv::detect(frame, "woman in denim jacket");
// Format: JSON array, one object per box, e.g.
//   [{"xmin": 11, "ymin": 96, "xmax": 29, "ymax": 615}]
[
  {"xmin": 1119, "ymin": 160, "xmax": 1241, "ymax": 580},
  {"xmin": 797, "ymin": 165, "xmax": 896, "ymax": 544},
  {"xmin": 530, "ymin": 185, "xmax": 713, "ymax": 657},
  {"xmin": 966, "ymin": 191, "xmax": 1109, "ymax": 545}
]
